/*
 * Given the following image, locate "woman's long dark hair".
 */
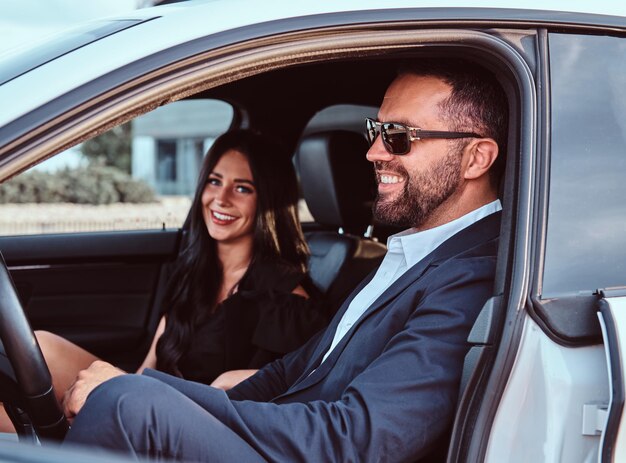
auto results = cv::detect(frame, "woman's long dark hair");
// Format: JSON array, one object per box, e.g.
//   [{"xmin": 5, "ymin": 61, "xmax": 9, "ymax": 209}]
[{"xmin": 156, "ymin": 130, "xmax": 309, "ymax": 376}]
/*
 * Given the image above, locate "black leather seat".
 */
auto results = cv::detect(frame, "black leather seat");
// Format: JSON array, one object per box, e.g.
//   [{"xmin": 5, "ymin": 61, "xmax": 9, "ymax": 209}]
[{"xmin": 295, "ymin": 130, "xmax": 386, "ymax": 315}]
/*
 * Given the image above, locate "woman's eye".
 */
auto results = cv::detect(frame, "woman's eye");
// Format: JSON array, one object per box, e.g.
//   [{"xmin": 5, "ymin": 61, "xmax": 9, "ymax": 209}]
[
  {"xmin": 207, "ymin": 177, "xmax": 221, "ymax": 186},
  {"xmin": 236, "ymin": 185, "xmax": 254, "ymax": 194}
]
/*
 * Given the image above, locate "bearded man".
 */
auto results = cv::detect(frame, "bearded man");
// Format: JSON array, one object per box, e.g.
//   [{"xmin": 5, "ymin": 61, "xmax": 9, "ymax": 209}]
[{"xmin": 63, "ymin": 59, "xmax": 508, "ymax": 463}]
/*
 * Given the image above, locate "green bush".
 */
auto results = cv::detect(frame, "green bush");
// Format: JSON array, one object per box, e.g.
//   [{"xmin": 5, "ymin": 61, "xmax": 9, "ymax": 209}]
[{"xmin": 0, "ymin": 165, "xmax": 156, "ymax": 205}]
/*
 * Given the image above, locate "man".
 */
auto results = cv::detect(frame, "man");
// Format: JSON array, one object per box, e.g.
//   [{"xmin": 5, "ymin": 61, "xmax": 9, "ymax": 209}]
[{"xmin": 63, "ymin": 59, "xmax": 508, "ymax": 462}]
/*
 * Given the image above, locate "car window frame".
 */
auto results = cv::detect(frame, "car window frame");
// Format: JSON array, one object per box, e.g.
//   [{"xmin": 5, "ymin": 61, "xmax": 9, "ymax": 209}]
[
  {"xmin": 0, "ymin": 16, "xmax": 539, "ymax": 462},
  {"xmin": 527, "ymin": 29, "xmax": 626, "ymax": 349}
]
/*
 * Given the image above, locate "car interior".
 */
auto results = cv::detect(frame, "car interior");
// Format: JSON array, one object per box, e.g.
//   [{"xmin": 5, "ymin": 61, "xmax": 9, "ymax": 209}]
[{"xmin": 0, "ymin": 47, "xmax": 521, "ymax": 460}]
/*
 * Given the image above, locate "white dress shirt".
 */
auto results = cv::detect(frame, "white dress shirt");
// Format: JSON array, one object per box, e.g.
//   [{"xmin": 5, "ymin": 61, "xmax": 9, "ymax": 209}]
[{"xmin": 320, "ymin": 199, "xmax": 502, "ymax": 364}]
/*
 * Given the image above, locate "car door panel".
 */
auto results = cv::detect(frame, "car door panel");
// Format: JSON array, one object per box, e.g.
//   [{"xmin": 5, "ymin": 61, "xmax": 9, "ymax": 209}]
[
  {"xmin": 598, "ymin": 293, "xmax": 626, "ymax": 463},
  {"xmin": 0, "ymin": 230, "xmax": 181, "ymax": 369},
  {"xmin": 0, "ymin": 230, "xmax": 180, "ymax": 263}
]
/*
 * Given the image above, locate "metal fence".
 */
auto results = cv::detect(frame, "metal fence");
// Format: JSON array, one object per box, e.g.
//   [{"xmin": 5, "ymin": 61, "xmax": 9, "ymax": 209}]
[
  {"xmin": 0, "ymin": 198, "xmax": 191, "ymax": 236},
  {"xmin": 0, "ymin": 219, "xmax": 182, "ymax": 236},
  {"xmin": 0, "ymin": 198, "xmax": 313, "ymax": 236}
]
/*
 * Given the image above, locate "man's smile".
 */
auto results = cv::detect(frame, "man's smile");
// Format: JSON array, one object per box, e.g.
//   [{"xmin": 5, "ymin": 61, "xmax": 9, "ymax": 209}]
[
  {"xmin": 380, "ymin": 174, "xmax": 402, "ymax": 184},
  {"xmin": 376, "ymin": 169, "xmax": 406, "ymax": 192}
]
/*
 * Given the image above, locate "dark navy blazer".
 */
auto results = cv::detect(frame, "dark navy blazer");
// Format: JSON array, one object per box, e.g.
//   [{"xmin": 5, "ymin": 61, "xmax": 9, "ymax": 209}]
[{"xmin": 145, "ymin": 211, "xmax": 501, "ymax": 462}]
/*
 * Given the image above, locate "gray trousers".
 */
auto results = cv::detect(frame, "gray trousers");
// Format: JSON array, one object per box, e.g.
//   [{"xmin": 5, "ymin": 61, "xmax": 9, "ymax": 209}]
[{"xmin": 63, "ymin": 375, "xmax": 266, "ymax": 462}]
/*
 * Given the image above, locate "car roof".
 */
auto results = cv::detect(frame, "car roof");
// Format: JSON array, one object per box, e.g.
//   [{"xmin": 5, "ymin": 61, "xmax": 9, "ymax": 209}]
[
  {"xmin": 0, "ymin": 0, "xmax": 625, "ymax": 145},
  {"xmin": 111, "ymin": 0, "xmax": 626, "ymax": 24}
]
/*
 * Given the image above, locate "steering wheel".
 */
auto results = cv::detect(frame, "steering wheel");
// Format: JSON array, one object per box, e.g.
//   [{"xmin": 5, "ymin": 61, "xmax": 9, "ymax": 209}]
[{"xmin": 0, "ymin": 251, "xmax": 69, "ymax": 441}]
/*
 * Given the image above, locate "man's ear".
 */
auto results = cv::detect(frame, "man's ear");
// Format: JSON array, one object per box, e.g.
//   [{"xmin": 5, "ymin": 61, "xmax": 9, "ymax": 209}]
[{"xmin": 463, "ymin": 138, "xmax": 499, "ymax": 180}]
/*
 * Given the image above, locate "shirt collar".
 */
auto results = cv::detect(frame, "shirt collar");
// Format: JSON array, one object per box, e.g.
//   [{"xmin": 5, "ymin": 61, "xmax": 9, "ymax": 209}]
[{"xmin": 386, "ymin": 199, "xmax": 502, "ymax": 269}]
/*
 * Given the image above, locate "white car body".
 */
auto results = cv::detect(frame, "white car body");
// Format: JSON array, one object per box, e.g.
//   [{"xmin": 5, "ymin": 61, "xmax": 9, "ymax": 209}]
[{"xmin": 1, "ymin": 1, "xmax": 626, "ymax": 461}]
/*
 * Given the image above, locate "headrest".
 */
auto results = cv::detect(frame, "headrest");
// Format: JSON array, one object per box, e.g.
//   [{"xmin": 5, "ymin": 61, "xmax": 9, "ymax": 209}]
[{"xmin": 295, "ymin": 130, "xmax": 376, "ymax": 230}]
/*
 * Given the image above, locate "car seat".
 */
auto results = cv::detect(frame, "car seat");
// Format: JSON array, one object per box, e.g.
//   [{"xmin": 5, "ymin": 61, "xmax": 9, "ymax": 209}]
[{"xmin": 295, "ymin": 130, "xmax": 386, "ymax": 315}]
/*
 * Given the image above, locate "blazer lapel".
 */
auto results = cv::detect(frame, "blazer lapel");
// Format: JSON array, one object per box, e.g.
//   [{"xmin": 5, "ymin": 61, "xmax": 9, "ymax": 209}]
[
  {"xmin": 284, "ymin": 270, "xmax": 378, "ymax": 387},
  {"xmin": 355, "ymin": 210, "xmax": 502, "ymax": 320},
  {"xmin": 278, "ymin": 254, "xmax": 436, "ymax": 398},
  {"xmin": 277, "ymin": 211, "xmax": 501, "ymax": 399}
]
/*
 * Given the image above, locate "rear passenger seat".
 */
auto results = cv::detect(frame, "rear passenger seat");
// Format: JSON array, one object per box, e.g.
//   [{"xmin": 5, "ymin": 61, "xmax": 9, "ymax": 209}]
[{"xmin": 295, "ymin": 130, "xmax": 386, "ymax": 315}]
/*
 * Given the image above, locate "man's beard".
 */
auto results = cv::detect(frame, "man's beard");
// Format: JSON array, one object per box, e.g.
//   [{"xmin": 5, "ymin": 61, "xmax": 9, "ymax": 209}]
[{"xmin": 373, "ymin": 148, "xmax": 462, "ymax": 228}]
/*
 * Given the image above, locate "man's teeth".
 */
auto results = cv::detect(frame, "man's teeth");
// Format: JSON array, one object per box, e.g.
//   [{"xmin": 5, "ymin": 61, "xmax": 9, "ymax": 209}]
[
  {"xmin": 213, "ymin": 211, "xmax": 235, "ymax": 221},
  {"xmin": 380, "ymin": 175, "xmax": 401, "ymax": 184}
]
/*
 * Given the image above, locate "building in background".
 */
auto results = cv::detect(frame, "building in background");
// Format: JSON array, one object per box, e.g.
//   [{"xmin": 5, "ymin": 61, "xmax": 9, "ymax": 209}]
[{"xmin": 131, "ymin": 99, "xmax": 233, "ymax": 195}]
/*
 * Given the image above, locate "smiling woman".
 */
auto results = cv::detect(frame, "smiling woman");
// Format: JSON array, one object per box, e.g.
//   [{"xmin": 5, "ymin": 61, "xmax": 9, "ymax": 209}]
[
  {"xmin": 202, "ymin": 149, "xmax": 258, "ymax": 246},
  {"xmin": 0, "ymin": 129, "xmax": 329, "ymax": 431},
  {"xmin": 151, "ymin": 131, "xmax": 325, "ymax": 386},
  {"xmin": 154, "ymin": 130, "xmax": 328, "ymax": 383}
]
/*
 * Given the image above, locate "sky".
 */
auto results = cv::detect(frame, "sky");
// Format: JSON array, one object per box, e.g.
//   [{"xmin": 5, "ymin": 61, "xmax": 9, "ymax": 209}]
[{"xmin": 0, "ymin": 0, "xmax": 142, "ymax": 54}]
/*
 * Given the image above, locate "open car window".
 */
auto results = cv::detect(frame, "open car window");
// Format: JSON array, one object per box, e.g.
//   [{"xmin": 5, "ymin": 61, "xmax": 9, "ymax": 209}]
[{"xmin": 0, "ymin": 99, "xmax": 233, "ymax": 235}]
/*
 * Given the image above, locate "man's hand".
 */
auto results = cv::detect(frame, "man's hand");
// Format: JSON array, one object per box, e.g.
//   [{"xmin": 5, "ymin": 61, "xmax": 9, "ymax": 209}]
[
  {"xmin": 63, "ymin": 360, "xmax": 125, "ymax": 422},
  {"xmin": 210, "ymin": 369, "xmax": 258, "ymax": 390}
]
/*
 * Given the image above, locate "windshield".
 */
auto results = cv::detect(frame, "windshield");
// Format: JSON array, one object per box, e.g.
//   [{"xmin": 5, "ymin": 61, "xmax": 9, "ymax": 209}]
[{"xmin": 0, "ymin": 18, "xmax": 154, "ymax": 86}]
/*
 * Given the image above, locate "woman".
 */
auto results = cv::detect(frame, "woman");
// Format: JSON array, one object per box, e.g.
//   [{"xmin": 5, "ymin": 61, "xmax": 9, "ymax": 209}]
[
  {"xmin": 150, "ymin": 129, "xmax": 326, "ymax": 386},
  {"xmin": 1, "ymin": 130, "xmax": 327, "ymax": 431}
]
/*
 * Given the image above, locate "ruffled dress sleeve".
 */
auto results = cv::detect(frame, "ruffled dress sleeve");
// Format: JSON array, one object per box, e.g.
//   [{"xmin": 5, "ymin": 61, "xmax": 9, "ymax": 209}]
[{"xmin": 231, "ymin": 260, "xmax": 329, "ymax": 369}]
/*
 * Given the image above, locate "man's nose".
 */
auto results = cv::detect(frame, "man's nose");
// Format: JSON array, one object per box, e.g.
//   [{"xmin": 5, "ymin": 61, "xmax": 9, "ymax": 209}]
[{"xmin": 365, "ymin": 136, "xmax": 394, "ymax": 163}]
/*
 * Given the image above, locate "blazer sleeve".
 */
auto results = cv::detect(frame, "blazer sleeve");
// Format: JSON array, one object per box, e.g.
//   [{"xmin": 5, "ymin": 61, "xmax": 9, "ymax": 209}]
[{"xmin": 146, "ymin": 255, "xmax": 495, "ymax": 463}]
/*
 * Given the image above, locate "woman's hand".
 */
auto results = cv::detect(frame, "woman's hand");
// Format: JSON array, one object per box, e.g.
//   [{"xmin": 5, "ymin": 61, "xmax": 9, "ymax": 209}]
[
  {"xmin": 210, "ymin": 369, "xmax": 258, "ymax": 390},
  {"xmin": 62, "ymin": 360, "xmax": 125, "ymax": 422}
]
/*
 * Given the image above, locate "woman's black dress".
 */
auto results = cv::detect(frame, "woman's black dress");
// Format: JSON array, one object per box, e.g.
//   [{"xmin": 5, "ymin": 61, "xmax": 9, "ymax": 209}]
[{"xmin": 176, "ymin": 260, "xmax": 327, "ymax": 385}]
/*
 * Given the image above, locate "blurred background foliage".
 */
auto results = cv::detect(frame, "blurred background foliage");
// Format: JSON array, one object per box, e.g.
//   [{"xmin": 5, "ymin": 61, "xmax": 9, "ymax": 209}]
[
  {"xmin": 0, "ymin": 164, "xmax": 155, "ymax": 205},
  {"xmin": 81, "ymin": 121, "xmax": 132, "ymax": 173},
  {"xmin": 0, "ymin": 121, "xmax": 158, "ymax": 205}
]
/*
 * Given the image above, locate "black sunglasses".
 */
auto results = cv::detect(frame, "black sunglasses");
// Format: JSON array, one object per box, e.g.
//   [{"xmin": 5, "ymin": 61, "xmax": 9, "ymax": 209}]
[{"xmin": 365, "ymin": 117, "xmax": 483, "ymax": 155}]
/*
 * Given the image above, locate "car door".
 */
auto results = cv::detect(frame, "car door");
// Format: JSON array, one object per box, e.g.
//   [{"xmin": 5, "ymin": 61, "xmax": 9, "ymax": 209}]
[
  {"xmin": 598, "ymin": 293, "xmax": 626, "ymax": 462},
  {"xmin": 0, "ymin": 98, "xmax": 234, "ymax": 370},
  {"xmin": 476, "ymin": 29, "xmax": 626, "ymax": 463},
  {"xmin": 0, "ymin": 230, "xmax": 180, "ymax": 370}
]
